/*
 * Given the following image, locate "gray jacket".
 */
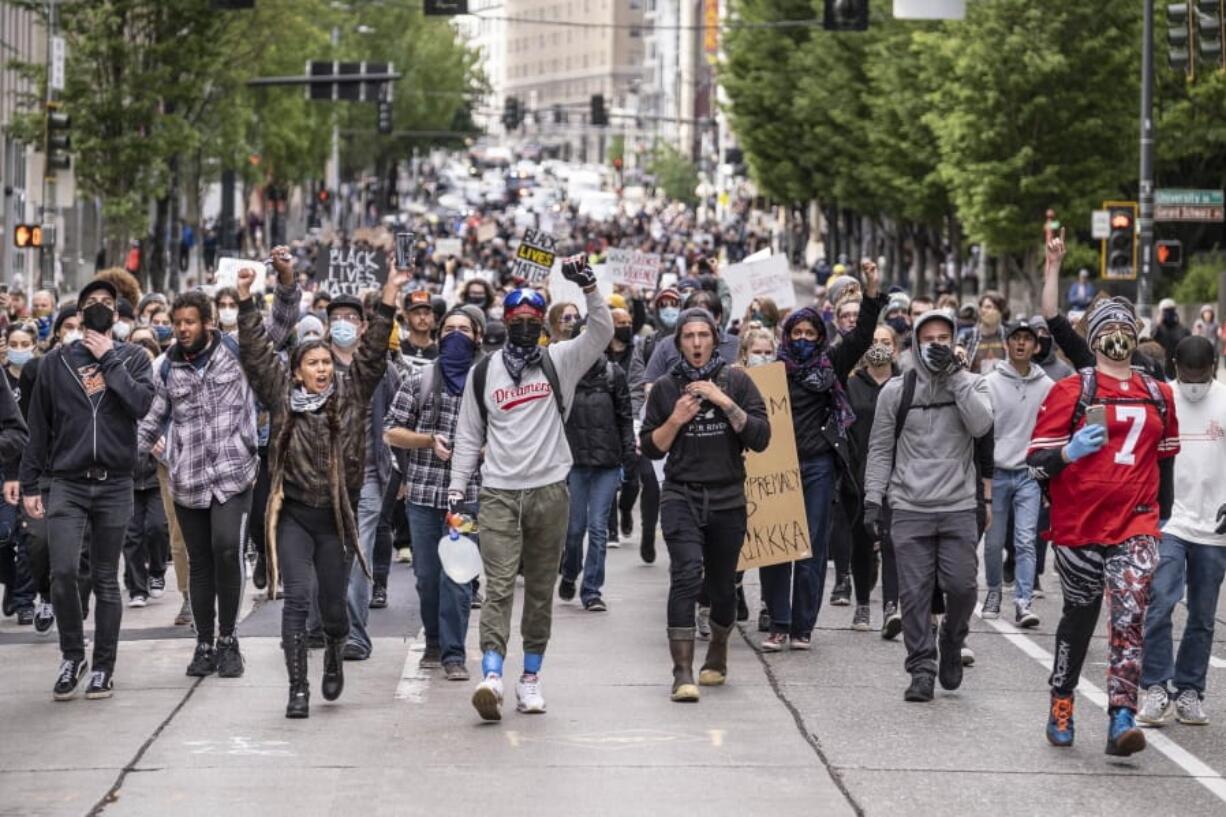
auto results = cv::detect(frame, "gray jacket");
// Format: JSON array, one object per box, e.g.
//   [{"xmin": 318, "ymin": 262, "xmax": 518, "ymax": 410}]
[
  {"xmin": 984, "ymin": 360, "xmax": 1052, "ymax": 471},
  {"xmin": 864, "ymin": 315, "xmax": 994, "ymax": 513}
]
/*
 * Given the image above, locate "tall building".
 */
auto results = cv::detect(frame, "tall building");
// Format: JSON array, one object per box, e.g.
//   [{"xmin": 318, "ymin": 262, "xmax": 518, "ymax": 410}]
[
  {"xmin": 502, "ymin": 0, "xmax": 644, "ymax": 162},
  {"xmin": 454, "ymin": 0, "xmax": 507, "ymax": 134},
  {"xmin": 638, "ymin": 0, "xmax": 720, "ymax": 165}
]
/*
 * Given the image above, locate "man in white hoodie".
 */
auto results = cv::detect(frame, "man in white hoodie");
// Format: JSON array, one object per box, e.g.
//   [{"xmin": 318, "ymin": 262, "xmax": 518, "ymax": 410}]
[
  {"xmin": 983, "ymin": 320, "xmax": 1053, "ymax": 625},
  {"xmin": 1138, "ymin": 335, "xmax": 1226, "ymax": 727}
]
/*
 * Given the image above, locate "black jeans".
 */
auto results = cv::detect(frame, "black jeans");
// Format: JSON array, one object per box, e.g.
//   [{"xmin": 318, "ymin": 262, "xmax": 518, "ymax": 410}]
[
  {"xmin": 47, "ymin": 477, "xmax": 133, "ymax": 672},
  {"xmin": 249, "ymin": 448, "xmax": 271, "ymax": 561},
  {"xmin": 637, "ymin": 456, "xmax": 660, "ymax": 552},
  {"xmin": 852, "ymin": 502, "xmax": 897, "ymax": 607},
  {"xmin": 278, "ymin": 499, "xmax": 351, "ymax": 644},
  {"xmin": 175, "ymin": 487, "xmax": 253, "ymax": 643},
  {"xmin": 830, "ymin": 498, "xmax": 852, "ymax": 579},
  {"xmin": 123, "ymin": 486, "xmax": 168, "ymax": 599},
  {"xmin": 661, "ymin": 500, "xmax": 747, "ymax": 629},
  {"xmin": 23, "ymin": 496, "xmax": 52, "ymax": 601},
  {"xmin": 372, "ymin": 469, "xmax": 403, "ymax": 588}
]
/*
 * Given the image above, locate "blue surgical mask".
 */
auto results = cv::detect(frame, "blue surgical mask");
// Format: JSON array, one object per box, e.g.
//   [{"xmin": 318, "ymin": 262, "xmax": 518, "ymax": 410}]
[
  {"xmin": 658, "ymin": 306, "xmax": 680, "ymax": 329},
  {"xmin": 153, "ymin": 325, "xmax": 173, "ymax": 342},
  {"xmin": 330, "ymin": 320, "xmax": 359, "ymax": 349},
  {"xmin": 791, "ymin": 338, "xmax": 818, "ymax": 361},
  {"xmin": 7, "ymin": 348, "xmax": 33, "ymax": 368}
]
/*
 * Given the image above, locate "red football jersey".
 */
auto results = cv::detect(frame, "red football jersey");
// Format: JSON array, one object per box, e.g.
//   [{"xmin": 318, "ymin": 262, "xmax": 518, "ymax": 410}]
[{"xmin": 1029, "ymin": 372, "xmax": 1179, "ymax": 547}]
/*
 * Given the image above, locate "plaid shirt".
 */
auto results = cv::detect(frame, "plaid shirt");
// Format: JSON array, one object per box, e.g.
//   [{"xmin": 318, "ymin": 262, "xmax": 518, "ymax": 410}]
[
  {"xmin": 137, "ymin": 336, "xmax": 259, "ymax": 509},
  {"xmin": 384, "ymin": 363, "xmax": 480, "ymax": 510}
]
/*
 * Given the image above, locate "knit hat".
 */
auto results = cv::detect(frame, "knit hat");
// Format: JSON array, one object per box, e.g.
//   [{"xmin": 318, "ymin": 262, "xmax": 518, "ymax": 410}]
[
  {"xmin": 672, "ymin": 307, "xmax": 719, "ymax": 349},
  {"xmin": 885, "ymin": 292, "xmax": 911, "ymax": 315},
  {"xmin": 444, "ymin": 304, "xmax": 486, "ymax": 336},
  {"xmin": 607, "ymin": 293, "xmax": 628, "ymax": 311},
  {"xmin": 1086, "ymin": 300, "xmax": 1138, "ymax": 344},
  {"xmin": 827, "ymin": 275, "xmax": 860, "ymax": 307},
  {"xmin": 296, "ymin": 314, "xmax": 324, "ymax": 343}
]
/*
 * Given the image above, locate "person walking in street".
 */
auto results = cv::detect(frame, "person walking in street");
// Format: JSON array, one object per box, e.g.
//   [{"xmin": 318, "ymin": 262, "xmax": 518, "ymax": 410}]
[
  {"xmin": 641, "ymin": 307, "xmax": 770, "ymax": 703},
  {"xmin": 448, "ymin": 255, "xmax": 613, "ymax": 721},
  {"xmin": 20, "ymin": 279, "xmax": 155, "ymax": 701},
  {"xmin": 237, "ymin": 262, "xmax": 402, "ymax": 719},
  {"xmin": 1137, "ymin": 336, "xmax": 1225, "ymax": 728},
  {"xmin": 981, "ymin": 320, "xmax": 1052, "ymax": 626},
  {"xmin": 1027, "ymin": 300, "xmax": 1179, "ymax": 756},
  {"xmin": 863, "ymin": 308, "xmax": 994, "ymax": 703},
  {"xmin": 384, "ymin": 305, "xmax": 485, "ymax": 681},
  {"xmin": 137, "ymin": 289, "xmax": 258, "ymax": 679},
  {"xmin": 1154, "ymin": 298, "xmax": 1190, "ymax": 378}
]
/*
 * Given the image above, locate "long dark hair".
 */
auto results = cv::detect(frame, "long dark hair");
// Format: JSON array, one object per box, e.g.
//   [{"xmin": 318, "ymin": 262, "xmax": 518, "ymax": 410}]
[{"xmin": 275, "ymin": 339, "xmax": 342, "ymax": 473}]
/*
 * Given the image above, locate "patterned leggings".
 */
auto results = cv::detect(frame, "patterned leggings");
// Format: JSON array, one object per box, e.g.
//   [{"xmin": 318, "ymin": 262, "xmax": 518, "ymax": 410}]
[{"xmin": 1048, "ymin": 536, "xmax": 1158, "ymax": 711}]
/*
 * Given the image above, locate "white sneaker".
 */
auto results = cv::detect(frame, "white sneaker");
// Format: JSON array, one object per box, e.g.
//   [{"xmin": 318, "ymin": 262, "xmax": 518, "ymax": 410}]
[
  {"xmin": 127, "ymin": 595, "xmax": 147, "ymax": 608},
  {"xmin": 960, "ymin": 646, "xmax": 975, "ymax": 667},
  {"xmin": 395, "ymin": 548, "xmax": 413, "ymax": 564},
  {"xmin": 1137, "ymin": 684, "xmax": 1174, "ymax": 726},
  {"xmin": 516, "ymin": 675, "xmax": 546, "ymax": 714},
  {"xmin": 1175, "ymin": 689, "xmax": 1209, "ymax": 725},
  {"xmin": 471, "ymin": 673, "xmax": 504, "ymax": 721}
]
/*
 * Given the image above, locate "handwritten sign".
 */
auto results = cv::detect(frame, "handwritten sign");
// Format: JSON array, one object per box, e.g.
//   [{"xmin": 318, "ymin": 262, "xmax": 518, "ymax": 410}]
[
  {"xmin": 725, "ymin": 253, "xmax": 796, "ymax": 321},
  {"xmin": 476, "ymin": 221, "xmax": 498, "ymax": 243},
  {"xmin": 312, "ymin": 243, "xmax": 388, "ymax": 296},
  {"xmin": 434, "ymin": 237, "xmax": 463, "ymax": 258},
  {"xmin": 510, "ymin": 229, "xmax": 557, "ymax": 284},
  {"xmin": 215, "ymin": 257, "xmax": 266, "ymax": 294},
  {"xmin": 737, "ymin": 362, "xmax": 811, "ymax": 571},
  {"xmin": 605, "ymin": 249, "xmax": 662, "ymax": 289}
]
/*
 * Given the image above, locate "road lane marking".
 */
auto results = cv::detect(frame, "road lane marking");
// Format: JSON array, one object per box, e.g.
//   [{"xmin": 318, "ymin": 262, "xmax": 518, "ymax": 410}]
[
  {"xmin": 395, "ymin": 627, "xmax": 429, "ymax": 703},
  {"xmin": 978, "ymin": 609, "xmax": 1226, "ymax": 803}
]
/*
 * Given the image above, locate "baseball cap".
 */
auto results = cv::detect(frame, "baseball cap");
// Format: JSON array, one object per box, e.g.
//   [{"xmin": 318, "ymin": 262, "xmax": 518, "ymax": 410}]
[{"xmin": 404, "ymin": 290, "xmax": 433, "ymax": 312}]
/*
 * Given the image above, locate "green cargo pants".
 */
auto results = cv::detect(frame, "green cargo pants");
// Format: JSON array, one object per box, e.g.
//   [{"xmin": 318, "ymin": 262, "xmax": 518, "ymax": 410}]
[{"xmin": 477, "ymin": 481, "xmax": 570, "ymax": 658}]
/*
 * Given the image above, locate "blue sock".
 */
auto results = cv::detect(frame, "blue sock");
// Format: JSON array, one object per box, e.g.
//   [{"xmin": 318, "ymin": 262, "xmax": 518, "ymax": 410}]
[
  {"xmin": 482, "ymin": 650, "xmax": 504, "ymax": 677},
  {"xmin": 523, "ymin": 652, "xmax": 543, "ymax": 675}
]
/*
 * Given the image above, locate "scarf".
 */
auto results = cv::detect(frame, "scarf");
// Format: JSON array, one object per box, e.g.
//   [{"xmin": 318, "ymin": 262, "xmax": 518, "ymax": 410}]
[
  {"xmin": 289, "ymin": 381, "xmax": 335, "ymax": 414},
  {"xmin": 438, "ymin": 332, "xmax": 476, "ymax": 396},
  {"xmin": 672, "ymin": 350, "xmax": 725, "ymax": 383},
  {"xmin": 501, "ymin": 342, "xmax": 542, "ymax": 385},
  {"xmin": 779, "ymin": 307, "xmax": 855, "ymax": 433}
]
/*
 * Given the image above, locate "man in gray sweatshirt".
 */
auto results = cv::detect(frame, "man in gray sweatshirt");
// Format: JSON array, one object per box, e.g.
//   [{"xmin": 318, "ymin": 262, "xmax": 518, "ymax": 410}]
[
  {"xmin": 448, "ymin": 255, "xmax": 613, "ymax": 722},
  {"xmin": 863, "ymin": 309, "xmax": 994, "ymax": 703},
  {"xmin": 983, "ymin": 320, "xmax": 1053, "ymax": 625}
]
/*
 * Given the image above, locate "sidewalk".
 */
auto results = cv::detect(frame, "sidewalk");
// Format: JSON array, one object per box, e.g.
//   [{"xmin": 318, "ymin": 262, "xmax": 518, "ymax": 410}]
[{"xmin": 0, "ymin": 533, "xmax": 855, "ymax": 817}]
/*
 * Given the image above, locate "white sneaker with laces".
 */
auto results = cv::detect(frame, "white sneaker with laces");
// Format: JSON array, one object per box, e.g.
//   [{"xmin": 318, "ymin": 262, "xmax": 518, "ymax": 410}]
[
  {"xmin": 1137, "ymin": 684, "xmax": 1174, "ymax": 726},
  {"xmin": 1175, "ymin": 689, "xmax": 1209, "ymax": 725},
  {"xmin": 127, "ymin": 595, "xmax": 147, "ymax": 608},
  {"xmin": 516, "ymin": 674, "xmax": 546, "ymax": 714},
  {"xmin": 471, "ymin": 673, "xmax": 504, "ymax": 721}
]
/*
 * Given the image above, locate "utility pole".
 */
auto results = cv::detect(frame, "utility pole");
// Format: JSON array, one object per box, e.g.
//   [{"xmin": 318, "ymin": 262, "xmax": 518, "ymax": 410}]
[
  {"xmin": 40, "ymin": 0, "xmax": 58, "ymax": 289},
  {"xmin": 1138, "ymin": 0, "xmax": 1156, "ymax": 314}
]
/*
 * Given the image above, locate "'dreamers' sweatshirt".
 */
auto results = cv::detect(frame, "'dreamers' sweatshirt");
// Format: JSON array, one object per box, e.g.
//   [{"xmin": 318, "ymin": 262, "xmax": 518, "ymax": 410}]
[{"xmin": 449, "ymin": 288, "xmax": 613, "ymax": 493}]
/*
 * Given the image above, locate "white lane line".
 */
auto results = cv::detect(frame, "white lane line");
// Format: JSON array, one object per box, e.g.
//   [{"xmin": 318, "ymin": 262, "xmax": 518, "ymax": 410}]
[
  {"xmin": 978, "ymin": 609, "xmax": 1226, "ymax": 804},
  {"xmin": 395, "ymin": 627, "xmax": 429, "ymax": 703},
  {"xmin": 1210, "ymin": 656, "xmax": 1226, "ymax": 670}
]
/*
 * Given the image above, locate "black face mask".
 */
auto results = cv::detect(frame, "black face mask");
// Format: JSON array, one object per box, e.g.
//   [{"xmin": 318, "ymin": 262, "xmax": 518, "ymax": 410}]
[
  {"xmin": 507, "ymin": 320, "xmax": 543, "ymax": 349},
  {"xmin": 81, "ymin": 302, "xmax": 114, "ymax": 334},
  {"xmin": 614, "ymin": 326, "xmax": 633, "ymax": 344},
  {"xmin": 465, "ymin": 293, "xmax": 488, "ymax": 308},
  {"xmin": 1037, "ymin": 335, "xmax": 1053, "ymax": 361}
]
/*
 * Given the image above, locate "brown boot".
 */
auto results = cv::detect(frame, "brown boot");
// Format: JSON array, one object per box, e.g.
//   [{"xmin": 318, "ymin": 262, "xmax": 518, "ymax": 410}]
[
  {"xmin": 667, "ymin": 628, "xmax": 700, "ymax": 702},
  {"xmin": 699, "ymin": 620, "xmax": 733, "ymax": 686}
]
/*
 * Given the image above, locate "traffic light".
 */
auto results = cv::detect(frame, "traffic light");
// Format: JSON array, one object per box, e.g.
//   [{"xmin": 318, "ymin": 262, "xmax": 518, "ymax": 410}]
[
  {"xmin": 45, "ymin": 101, "xmax": 70, "ymax": 172},
  {"xmin": 377, "ymin": 99, "xmax": 393, "ymax": 134},
  {"xmin": 13, "ymin": 224, "xmax": 42, "ymax": 248},
  {"xmin": 317, "ymin": 188, "xmax": 331, "ymax": 206},
  {"xmin": 823, "ymin": 0, "xmax": 869, "ymax": 32},
  {"xmin": 502, "ymin": 96, "xmax": 521, "ymax": 130},
  {"xmin": 1198, "ymin": 0, "xmax": 1225, "ymax": 68},
  {"xmin": 590, "ymin": 94, "xmax": 608, "ymax": 127},
  {"xmin": 1156, "ymin": 239, "xmax": 1184, "ymax": 268},
  {"xmin": 1101, "ymin": 202, "xmax": 1138, "ymax": 280},
  {"xmin": 1168, "ymin": 3, "xmax": 1193, "ymax": 75}
]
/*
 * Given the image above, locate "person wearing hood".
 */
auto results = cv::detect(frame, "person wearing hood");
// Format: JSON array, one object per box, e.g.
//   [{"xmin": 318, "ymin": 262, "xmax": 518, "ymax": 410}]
[
  {"xmin": 1138, "ymin": 336, "xmax": 1226, "ymax": 729},
  {"xmin": 384, "ymin": 305, "xmax": 486, "ymax": 681},
  {"xmin": 1029, "ymin": 315, "xmax": 1074, "ymax": 381},
  {"xmin": 1193, "ymin": 303, "xmax": 1218, "ymax": 357},
  {"xmin": 863, "ymin": 308, "xmax": 994, "ymax": 703},
  {"xmin": 1153, "ymin": 298, "xmax": 1190, "ymax": 378},
  {"xmin": 136, "ymin": 289, "xmax": 258, "ymax": 680},
  {"xmin": 461, "ymin": 278, "xmax": 496, "ymax": 315},
  {"xmin": 982, "ymin": 320, "xmax": 1053, "ymax": 626},
  {"xmin": 640, "ymin": 307, "xmax": 770, "ymax": 702},
  {"xmin": 760, "ymin": 261, "xmax": 884, "ymax": 652}
]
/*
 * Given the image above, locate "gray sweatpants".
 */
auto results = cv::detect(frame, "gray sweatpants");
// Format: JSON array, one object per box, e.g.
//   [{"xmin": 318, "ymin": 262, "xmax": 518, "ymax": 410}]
[{"xmin": 892, "ymin": 509, "xmax": 979, "ymax": 678}]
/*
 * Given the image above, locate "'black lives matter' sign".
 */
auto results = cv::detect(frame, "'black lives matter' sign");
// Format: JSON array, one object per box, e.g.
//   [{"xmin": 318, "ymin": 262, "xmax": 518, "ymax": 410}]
[{"xmin": 313, "ymin": 243, "xmax": 389, "ymax": 296}]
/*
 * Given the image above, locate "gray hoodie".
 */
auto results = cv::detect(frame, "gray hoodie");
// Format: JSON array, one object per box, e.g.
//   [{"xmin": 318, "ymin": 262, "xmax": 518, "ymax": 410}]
[
  {"xmin": 864, "ymin": 311, "xmax": 994, "ymax": 513},
  {"xmin": 984, "ymin": 359, "xmax": 1053, "ymax": 470}
]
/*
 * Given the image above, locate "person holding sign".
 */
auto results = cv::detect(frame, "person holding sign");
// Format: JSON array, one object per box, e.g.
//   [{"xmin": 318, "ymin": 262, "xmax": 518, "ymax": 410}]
[
  {"xmin": 235, "ymin": 262, "xmax": 405, "ymax": 719},
  {"xmin": 760, "ymin": 260, "xmax": 884, "ymax": 652},
  {"xmin": 640, "ymin": 308, "xmax": 770, "ymax": 703}
]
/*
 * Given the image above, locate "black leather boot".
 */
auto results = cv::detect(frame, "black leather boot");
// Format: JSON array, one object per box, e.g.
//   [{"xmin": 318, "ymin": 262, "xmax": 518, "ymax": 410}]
[
  {"xmin": 699, "ymin": 620, "xmax": 733, "ymax": 686},
  {"xmin": 321, "ymin": 637, "xmax": 345, "ymax": 701},
  {"xmin": 667, "ymin": 627, "xmax": 699, "ymax": 702},
  {"xmin": 283, "ymin": 633, "xmax": 310, "ymax": 719}
]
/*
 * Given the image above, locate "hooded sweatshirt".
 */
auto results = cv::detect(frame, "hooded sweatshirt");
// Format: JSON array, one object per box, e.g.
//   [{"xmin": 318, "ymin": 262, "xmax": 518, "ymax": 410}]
[
  {"xmin": 984, "ymin": 359, "xmax": 1053, "ymax": 470},
  {"xmin": 863, "ymin": 310, "xmax": 994, "ymax": 513}
]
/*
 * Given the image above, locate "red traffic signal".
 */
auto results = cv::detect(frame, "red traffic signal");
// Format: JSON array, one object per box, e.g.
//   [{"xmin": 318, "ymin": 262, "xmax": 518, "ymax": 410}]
[
  {"xmin": 1156, "ymin": 240, "xmax": 1183, "ymax": 267},
  {"xmin": 1110, "ymin": 212, "xmax": 1133, "ymax": 229},
  {"xmin": 317, "ymin": 188, "xmax": 331, "ymax": 204}
]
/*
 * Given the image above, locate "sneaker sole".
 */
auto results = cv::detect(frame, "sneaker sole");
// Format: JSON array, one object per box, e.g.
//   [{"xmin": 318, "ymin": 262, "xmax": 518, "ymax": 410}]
[
  {"xmin": 1106, "ymin": 728, "xmax": 1146, "ymax": 756},
  {"xmin": 52, "ymin": 689, "xmax": 81, "ymax": 702},
  {"xmin": 789, "ymin": 642, "xmax": 812, "ymax": 651},
  {"xmin": 1177, "ymin": 715, "xmax": 1209, "ymax": 726},
  {"xmin": 830, "ymin": 598, "xmax": 851, "ymax": 607},
  {"xmin": 85, "ymin": 688, "xmax": 113, "ymax": 700},
  {"xmin": 671, "ymin": 685, "xmax": 700, "ymax": 702},
  {"xmin": 852, "ymin": 622, "xmax": 871, "ymax": 632},
  {"xmin": 1018, "ymin": 617, "xmax": 1040, "ymax": 629},
  {"xmin": 882, "ymin": 618, "xmax": 902, "ymax": 640},
  {"xmin": 472, "ymin": 687, "xmax": 502, "ymax": 721},
  {"xmin": 981, "ymin": 611, "xmax": 1000, "ymax": 620},
  {"xmin": 517, "ymin": 702, "xmax": 547, "ymax": 714},
  {"xmin": 697, "ymin": 669, "xmax": 726, "ymax": 686},
  {"xmin": 1046, "ymin": 732, "xmax": 1075, "ymax": 747},
  {"xmin": 761, "ymin": 643, "xmax": 786, "ymax": 652}
]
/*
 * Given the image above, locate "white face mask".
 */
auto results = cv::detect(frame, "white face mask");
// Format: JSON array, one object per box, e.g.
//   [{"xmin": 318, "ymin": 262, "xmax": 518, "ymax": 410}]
[
  {"xmin": 112, "ymin": 321, "xmax": 132, "ymax": 341},
  {"xmin": 746, "ymin": 353, "xmax": 773, "ymax": 368},
  {"xmin": 1178, "ymin": 380, "xmax": 1212, "ymax": 403},
  {"xmin": 218, "ymin": 307, "xmax": 238, "ymax": 326},
  {"xmin": 63, "ymin": 330, "xmax": 83, "ymax": 345}
]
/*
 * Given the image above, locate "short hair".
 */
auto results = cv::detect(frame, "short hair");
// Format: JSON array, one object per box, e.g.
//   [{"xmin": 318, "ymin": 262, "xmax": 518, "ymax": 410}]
[
  {"xmin": 979, "ymin": 289, "xmax": 1008, "ymax": 320},
  {"xmin": 684, "ymin": 289, "xmax": 722, "ymax": 321},
  {"xmin": 171, "ymin": 290, "xmax": 214, "ymax": 324},
  {"xmin": 1175, "ymin": 334, "xmax": 1216, "ymax": 371}
]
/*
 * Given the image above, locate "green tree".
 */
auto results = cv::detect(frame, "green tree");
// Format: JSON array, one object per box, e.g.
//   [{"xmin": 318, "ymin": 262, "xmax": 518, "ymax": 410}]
[{"xmin": 650, "ymin": 143, "xmax": 699, "ymax": 208}]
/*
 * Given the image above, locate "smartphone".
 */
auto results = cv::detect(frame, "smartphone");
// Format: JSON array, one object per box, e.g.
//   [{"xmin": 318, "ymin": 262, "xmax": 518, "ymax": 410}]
[
  {"xmin": 1085, "ymin": 405, "xmax": 1108, "ymax": 439},
  {"xmin": 0, "ymin": 284, "xmax": 8, "ymax": 295},
  {"xmin": 395, "ymin": 232, "xmax": 416, "ymax": 269}
]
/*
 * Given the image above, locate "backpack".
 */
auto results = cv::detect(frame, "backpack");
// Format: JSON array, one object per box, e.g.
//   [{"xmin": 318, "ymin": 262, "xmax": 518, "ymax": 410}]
[
  {"xmin": 892, "ymin": 369, "xmax": 954, "ymax": 457},
  {"xmin": 414, "ymin": 353, "xmax": 486, "ymax": 434},
  {"xmin": 1067, "ymin": 366, "xmax": 1167, "ymax": 434},
  {"xmin": 158, "ymin": 333, "xmax": 240, "ymax": 385},
  {"xmin": 472, "ymin": 347, "xmax": 565, "ymax": 428}
]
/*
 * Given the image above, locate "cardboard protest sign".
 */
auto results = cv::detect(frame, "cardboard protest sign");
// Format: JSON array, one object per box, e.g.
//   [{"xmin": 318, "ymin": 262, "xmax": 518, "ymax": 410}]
[
  {"xmin": 215, "ymin": 257, "xmax": 266, "ymax": 294},
  {"xmin": 510, "ymin": 229, "xmax": 557, "ymax": 284},
  {"xmin": 725, "ymin": 253, "xmax": 796, "ymax": 321},
  {"xmin": 434, "ymin": 237, "xmax": 463, "ymax": 258},
  {"xmin": 312, "ymin": 243, "xmax": 389, "ymax": 296},
  {"xmin": 475, "ymin": 221, "xmax": 498, "ymax": 243},
  {"xmin": 736, "ymin": 362, "xmax": 811, "ymax": 571},
  {"xmin": 605, "ymin": 248, "xmax": 662, "ymax": 290}
]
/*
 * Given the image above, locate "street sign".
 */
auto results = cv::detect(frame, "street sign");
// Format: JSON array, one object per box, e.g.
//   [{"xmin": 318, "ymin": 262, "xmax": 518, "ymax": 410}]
[
  {"xmin": 1091, "ymin": 209, "xmax": 1111, "ymax": 239},
  {"xmin": 894, "ymin": 0, "xmax": 966, "ymax": 19},
  {"xmin": 1155, "ymin": 188, "xmax": 1225, "ymax": 222},
  {"xmin": 424, "ymin": 0, "xmax": 468, "ymax": 13},
  {"xmin": 49, "ymin": 36, "xmax": 65, "ymax": 92},
  {"xmin": 1155, "ymin": 189, "xmax": 1224, "ymax": 206}
]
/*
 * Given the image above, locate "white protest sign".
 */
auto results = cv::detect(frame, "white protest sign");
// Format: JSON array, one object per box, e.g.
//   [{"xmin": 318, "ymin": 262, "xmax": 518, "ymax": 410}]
[
  {"xmin": 476, "ymin": 221, "xmax": 498, "ymax": 243},
  {"xmin": 605, "ymin": 249, "xmax": 662, "ymax": 290},
  {"xmin": 215, "ymin": 257, "xmax": 267, "ymax": 294},
  {"xmin": 510, "ymin": 229, "xmax": 557, "ymax": 285},
  {"xmin": 547, "ymin": 263, "xmax": 614, "ymax": 316},
  {"xmin": 725, "ymin": 253, "xmax": 796, "ymax": 320},
  {"xmin": 435, "ymin": 237, "xmax": 463, "ymax": 258}
]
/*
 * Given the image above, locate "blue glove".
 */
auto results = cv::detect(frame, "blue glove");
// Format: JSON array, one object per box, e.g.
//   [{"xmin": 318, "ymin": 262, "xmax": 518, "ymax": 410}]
[{"xmin": 1065, "ymin": 424, "xmax": 1107, "ymax": 462}]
